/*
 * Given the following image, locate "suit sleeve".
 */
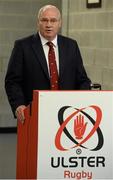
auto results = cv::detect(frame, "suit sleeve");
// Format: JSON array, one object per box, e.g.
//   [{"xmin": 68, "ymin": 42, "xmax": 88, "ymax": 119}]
[
  {"xmin": 5, "ymin": 41, "xmax": 26, "ymax": 116},
  {"xmin": 75, "ymin": 42, "xmax": 91, "ymax": 90}
]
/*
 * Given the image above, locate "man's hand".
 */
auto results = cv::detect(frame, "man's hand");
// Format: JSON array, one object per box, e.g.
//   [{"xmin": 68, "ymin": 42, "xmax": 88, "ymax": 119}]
[
  {"xmin": 15, "ymin": 105, "xmax": 26, "ymax": 124},
  {"xmin": 74, "ymin": 114, "xmax": 87, "ymax": 139}
]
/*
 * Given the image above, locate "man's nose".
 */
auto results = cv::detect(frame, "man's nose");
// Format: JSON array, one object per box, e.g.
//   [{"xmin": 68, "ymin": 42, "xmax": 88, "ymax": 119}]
[{"xmin": 46, "ymin": 20, "xmax": 52, "ymax": 25}]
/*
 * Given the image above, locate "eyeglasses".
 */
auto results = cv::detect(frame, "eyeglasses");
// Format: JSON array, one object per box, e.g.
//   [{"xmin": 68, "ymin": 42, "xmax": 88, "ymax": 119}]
[{"xmin": 40, "ymin": 18, "xmax": 59, "ymax": 24}]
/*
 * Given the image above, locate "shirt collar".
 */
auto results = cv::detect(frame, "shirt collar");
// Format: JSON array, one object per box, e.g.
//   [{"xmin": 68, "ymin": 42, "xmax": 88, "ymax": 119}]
[{"xmin": 39, "ymin": 32, "xmax": 57, "ymax": 47}]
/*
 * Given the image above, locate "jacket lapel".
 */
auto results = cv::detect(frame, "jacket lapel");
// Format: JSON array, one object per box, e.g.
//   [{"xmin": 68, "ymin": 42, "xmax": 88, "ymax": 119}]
[
  {"xmin": 31, "ymin": 34, "xmax": 67, "ymax": 81},
  {"xmin": 58, "ymin": 36, "xmax": 66, "ymax": 80},
  {"xmin": 31, "ymin": 33, "xmax": 49, "ymax": 79}
]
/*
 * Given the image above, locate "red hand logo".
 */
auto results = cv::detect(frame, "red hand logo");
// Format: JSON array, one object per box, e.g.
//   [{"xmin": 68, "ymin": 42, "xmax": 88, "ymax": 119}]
[{"xmin": 74, "ymin": 114, "xmax": 87, "ymax": 139}]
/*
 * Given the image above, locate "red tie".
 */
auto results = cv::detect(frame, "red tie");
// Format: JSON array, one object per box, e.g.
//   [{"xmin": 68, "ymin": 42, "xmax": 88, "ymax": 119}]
[{"xmin": 47, "ymin": 42, "xmax": 59, "ymax": 90}]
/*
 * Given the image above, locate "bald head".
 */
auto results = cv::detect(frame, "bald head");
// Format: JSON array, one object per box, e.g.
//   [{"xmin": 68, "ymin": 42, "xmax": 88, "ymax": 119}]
[{"xmin": 38, "ymin": 5, "xmax": 61, "ymax": 21}]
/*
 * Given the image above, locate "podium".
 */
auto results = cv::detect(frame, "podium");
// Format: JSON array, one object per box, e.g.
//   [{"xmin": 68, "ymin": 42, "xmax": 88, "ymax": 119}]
[{"xmin": 16, "ymin": 90, "xmax": 113, "ymax": 179}]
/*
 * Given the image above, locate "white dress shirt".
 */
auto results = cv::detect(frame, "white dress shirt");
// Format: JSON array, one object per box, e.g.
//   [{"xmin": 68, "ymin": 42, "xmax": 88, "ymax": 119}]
[{"xmin": 39, "ymin": 32, "xmax": 59, "ymax": 75}]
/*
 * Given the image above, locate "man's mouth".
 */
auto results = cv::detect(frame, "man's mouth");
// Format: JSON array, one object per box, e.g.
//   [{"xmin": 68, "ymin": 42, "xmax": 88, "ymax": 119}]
[{"xmin": 46, "ymin": 29, "xmax": 52, "ymax": 32}]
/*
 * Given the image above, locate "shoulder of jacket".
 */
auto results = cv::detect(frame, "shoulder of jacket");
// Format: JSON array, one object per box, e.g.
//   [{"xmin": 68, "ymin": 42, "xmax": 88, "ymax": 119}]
[
  {"xmin": 14, "ymin": 34, "xmax": 36, "ymax": 45},
  {"xmin": 58, "ymin": 34, "xmax": 77, "ymax": 44}
]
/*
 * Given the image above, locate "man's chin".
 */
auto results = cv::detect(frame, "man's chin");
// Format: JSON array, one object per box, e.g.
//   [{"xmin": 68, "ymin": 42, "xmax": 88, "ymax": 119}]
[{"xmin": 45, "ymin": 35, "xmax": 55, "ymax": 41}]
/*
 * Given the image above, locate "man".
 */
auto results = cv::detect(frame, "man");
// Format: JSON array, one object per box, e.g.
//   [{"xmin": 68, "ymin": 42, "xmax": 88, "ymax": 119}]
[{"xmin": 5, "ymin": 5, "xmax": 91, "ymax": 123}]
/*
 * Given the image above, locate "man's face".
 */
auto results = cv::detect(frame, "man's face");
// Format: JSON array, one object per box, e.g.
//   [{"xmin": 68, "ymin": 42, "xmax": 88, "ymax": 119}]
[{"xmin": 38, "ymin": 7, "xmax": 61, "ymax": 41}]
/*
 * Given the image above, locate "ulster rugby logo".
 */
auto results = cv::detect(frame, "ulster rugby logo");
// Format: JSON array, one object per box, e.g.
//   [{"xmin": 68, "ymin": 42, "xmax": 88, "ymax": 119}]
[{"xmin": 55, "ymin": 105, "xmax": 104, "ymax": 151}]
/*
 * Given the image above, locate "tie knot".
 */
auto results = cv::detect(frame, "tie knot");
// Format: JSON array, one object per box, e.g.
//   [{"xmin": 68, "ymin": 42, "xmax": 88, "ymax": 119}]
[{"xmin": 47, "ymin": 41, "xmax": 53, "ymax": 47}]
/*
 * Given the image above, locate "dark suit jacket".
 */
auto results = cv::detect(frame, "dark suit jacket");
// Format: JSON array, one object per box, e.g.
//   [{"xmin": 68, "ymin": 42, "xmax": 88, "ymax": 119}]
[{"xmin": 5, "ymin": 33, "xmax": 91, "ymax": 115}]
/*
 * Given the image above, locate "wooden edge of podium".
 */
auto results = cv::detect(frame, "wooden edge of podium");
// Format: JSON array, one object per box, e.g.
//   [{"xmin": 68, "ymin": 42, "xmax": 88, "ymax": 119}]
[{"xmin": 16, "ymin": 90, "xmax": 39, "ymax": 179}]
